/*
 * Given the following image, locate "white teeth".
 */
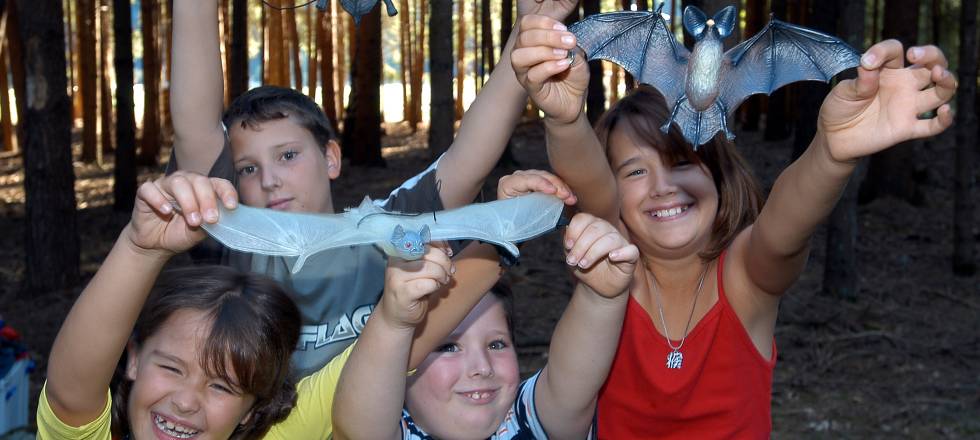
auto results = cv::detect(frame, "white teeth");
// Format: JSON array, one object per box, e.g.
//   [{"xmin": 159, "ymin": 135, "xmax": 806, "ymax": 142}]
[
  {"xmin": 154, "ymin": 414, "xmax": 200, "ymax": 438},
  {"xmin": 653, "ymin": 206, "xmax": 686, "ymax": 218}
]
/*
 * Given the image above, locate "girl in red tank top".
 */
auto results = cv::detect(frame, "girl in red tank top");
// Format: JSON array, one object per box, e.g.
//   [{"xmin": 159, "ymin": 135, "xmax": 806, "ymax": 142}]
[{"xmin": 510, "ymin": 19, "xmax": 954, "ymax": 438}]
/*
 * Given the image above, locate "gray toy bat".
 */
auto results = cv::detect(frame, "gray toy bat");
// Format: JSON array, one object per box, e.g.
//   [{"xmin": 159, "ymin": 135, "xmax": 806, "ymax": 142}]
[
  {"xmin": 569, "ymin": 3, "xmax": 861, "ymax": 147},
  {"xmin": 200, "ymin": 193, "xmax": 565, "ymax": 274},
  {"xmin": 316, "ymin": 0, "xmax": 397, "ymax": 24}
]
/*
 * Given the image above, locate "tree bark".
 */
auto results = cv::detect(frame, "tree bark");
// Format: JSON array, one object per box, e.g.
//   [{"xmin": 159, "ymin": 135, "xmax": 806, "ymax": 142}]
[
  {"xmin": 266, "ymin": 0, "xmax": 286, "ymax": 86},
  {"xmin": 409, "ymin": 0, "xmax": 425, "ymax": 130},
  {"xmin": 285, "ymin": 2, "xmax": 302, "ymax": 88},
  {"xmin": 454, "ymin": 0, "xmax": 465, "ymax": 120},
  {"xmin": 4, "ymin": 0, "xmax": 24, "ymax": 142},
  {"xmin": 400, "ymin": 0, "xmax": 412, "ymax": 121},
  {"xmin": 763, "ymin": 0, "xmax": 791, "ymax": 140},
  {"xmin": 219, "ymin": 0, "xmax": 231, "ymax": 104},
  {"xmin": 335, "ymin": 8, "xmax": 347, "ymax": 124},
  {"xmin": 0, "ymin": 23, "xmax": 13, "ymax": 153},
  {"xmin": 953, "ymin": 0, "xmax": 977, "ymax": 276},
  {"xmin": 138, "ymin": 0, "xmax": 161, "ymax": 166},
  {"xmin": 318, "ymin": 7, "xmax": 337, "ymax": 131},
  {"xmin": 306, "ymin": 3, "xmax": 315, "ymax": 98},
  {"xmin": 740, "ymin": 0, "xmax": 765, "ymax": 131},
  {"xmin": 791, "ymin": 0, "xmax": 834, "ymax": 161},
  {"xmin": 114, "ymin": 0, "xmax": 137, "ymax": 212},
  {"xmin": 480, "ymin": 0, "xmax": 493, "ymax": 77},
  {"xmin": 428, "ymin": 0, "xmax": 453, "ymax": 158},
  {"xmin": 228, "ymin": 0, "xmax": 248, "ymax": 102},
  {"xmin": 78, "ymin": 0, "xmax": 98, "ymax": 162},
  {"xmin": 341, "ymin": 5, "xmax": 383, "ymax": 166},
  {"xmin": 823, "ymin": 0, "xmax": 865, "ymax": 300},
  {"xmin": 584, "ymin": 0, "xmax": 605, "ymax": 124},
  {"xmin": 99, "ymin": 0, "xmax": 113, "ymax": 156},
  {"xmin": 859, "ymin": 0, "xmax": 923, "ymax": 205},
  {"xmin": 18, "ymin": 0, "xmax": 80, "ymax": 292}
]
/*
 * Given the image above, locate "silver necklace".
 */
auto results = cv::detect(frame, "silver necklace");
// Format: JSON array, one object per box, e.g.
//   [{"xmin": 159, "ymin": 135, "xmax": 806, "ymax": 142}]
[{"xmin": 651, "ymin": 264, "xmax": 708, "ymax": 369}]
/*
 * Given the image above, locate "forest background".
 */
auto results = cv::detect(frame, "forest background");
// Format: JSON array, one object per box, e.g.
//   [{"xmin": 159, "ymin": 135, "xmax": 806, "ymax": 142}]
[{"xmin": 0, "ymin": 0, "xmax": 977, "ymax": 437}]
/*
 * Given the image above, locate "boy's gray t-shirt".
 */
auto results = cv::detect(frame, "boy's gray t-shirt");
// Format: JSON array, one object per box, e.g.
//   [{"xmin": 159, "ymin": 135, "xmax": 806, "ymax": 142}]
[{"xmin": 179, "ymin": 141, "xmax": 445, "ymax": 378}]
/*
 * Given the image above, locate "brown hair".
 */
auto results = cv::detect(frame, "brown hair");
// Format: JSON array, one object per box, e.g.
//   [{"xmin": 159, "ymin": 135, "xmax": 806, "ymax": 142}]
[
  {"xmin": 594, "ymin": 85, "xmax": 763, "ymax": 261},
  {"xmin": 111, "ymin": 265, "xmax": 301, "ymax": 440},
  {"xmin": 223, "ymin": 86, "xmax": 336, "ymax": 149}
]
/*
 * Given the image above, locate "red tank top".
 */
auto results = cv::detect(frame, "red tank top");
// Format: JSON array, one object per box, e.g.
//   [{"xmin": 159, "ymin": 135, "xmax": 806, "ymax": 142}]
[{"xmin": 597, "ymin": 252, "xmax": 777, "ymax": 439}]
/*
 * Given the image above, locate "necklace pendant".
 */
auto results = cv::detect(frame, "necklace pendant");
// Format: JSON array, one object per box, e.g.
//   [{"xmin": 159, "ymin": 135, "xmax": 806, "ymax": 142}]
[{"xmin": 666, "ymin": 349, "xmax": 683, "ymax": 369}]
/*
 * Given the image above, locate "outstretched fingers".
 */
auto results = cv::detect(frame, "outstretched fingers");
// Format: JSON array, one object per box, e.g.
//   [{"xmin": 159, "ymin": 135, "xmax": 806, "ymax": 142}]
[
  {"xmin": 564, "ymin": 214, "xmax": 621, "ymax": 269},
  {"xmin": 852, "ymin": 39, "xmax": 905, "ymax": 100}
]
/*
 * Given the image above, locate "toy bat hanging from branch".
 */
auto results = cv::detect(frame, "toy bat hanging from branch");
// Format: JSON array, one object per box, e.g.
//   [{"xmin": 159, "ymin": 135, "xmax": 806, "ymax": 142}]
[
  {"xmin": 200, "ymin": 193, "xmax": 566, "ymax": 274},
  {"xmin": 569, "ymin": 3, "xmax": 861, "ymax": 147},
  {"xmin": 315, "ymin": 0, "xmax": 397, "ymax": 24}
]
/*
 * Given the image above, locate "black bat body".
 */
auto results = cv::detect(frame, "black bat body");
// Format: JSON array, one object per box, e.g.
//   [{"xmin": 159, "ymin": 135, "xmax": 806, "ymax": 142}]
[{"xmin": 570, "ymin": 4, "xmax": 861, "ymax": 147}]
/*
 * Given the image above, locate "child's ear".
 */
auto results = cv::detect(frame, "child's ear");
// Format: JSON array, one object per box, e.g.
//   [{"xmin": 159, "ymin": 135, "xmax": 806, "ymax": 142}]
[
  {"xmin": 125, "ymin": 340, "xmax": 139, "ymax": 381},
  {"xmin": 325, "ymin": 140, "xmax": 342, "ymax": 179}
]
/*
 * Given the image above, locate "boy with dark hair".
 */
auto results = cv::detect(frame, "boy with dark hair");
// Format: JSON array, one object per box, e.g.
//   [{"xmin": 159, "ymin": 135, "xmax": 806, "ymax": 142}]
[{"xmin": 169, "ymin": 0, "xmax": 580, "ymax": 376}]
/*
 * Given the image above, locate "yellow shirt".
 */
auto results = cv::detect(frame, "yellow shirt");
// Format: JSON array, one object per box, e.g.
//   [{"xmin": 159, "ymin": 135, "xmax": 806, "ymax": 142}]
[{"xmin": 36, "ymin": 344, "xmax": 352, "ymax": 440}]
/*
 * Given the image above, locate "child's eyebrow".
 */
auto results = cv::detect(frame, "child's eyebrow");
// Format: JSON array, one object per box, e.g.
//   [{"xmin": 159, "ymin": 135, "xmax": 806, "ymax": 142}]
[{"xmin": 151, "ymin": 350, "xmax": 187, "ymax": 366}]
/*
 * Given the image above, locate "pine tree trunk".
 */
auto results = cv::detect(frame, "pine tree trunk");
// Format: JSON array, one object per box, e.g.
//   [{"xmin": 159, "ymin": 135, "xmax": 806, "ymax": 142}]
[
  {"xmin": 953, "ymin": 0, "xmax": 977, "ymax": 275},
  {"xmin": 471, "ymin": 0, "xmax": 480, "ymax": 91},
  {"xmin": 286, "ymin": 3, "xmax": 302, "ymax": 89},
  {"xmin": 428, "ymin": 0, "xmax": 453, "ymax": 157},
  {"xmin": 740, "ymin": 0, "xmax": 765, "ymax": 131},
  {"xmin": 480, "ymin": 0, "xmax": 493, "ymax": 76},
  {"xmin": 138, "ymin": 0, "xmax": 161, "ymax": 166},
  {"xmin": 859, "ymin": 0, "xmax": 923, "ymax": 205},
  {"xmin": 228, "ymin": 0, "xmax": 248, "ymax": 101},
  {"xmin": 318, "ymin": 7, "xmax": 338, "ymax": 131},
  {"xmin": 621, "ymin": 0, "xmax": 636, "ymax": 89},
  {"xmin": 335, "ymin": 9, "xmax": 347, "ymax": 123},
  {"xmin": 583, "ymin": 0, "xmax": 605, "ymax": 124},
  {"xmin": 763, "ymin": 0, "xmax": 791, "ymax": 140},
  {"xmin": 410, "ymin": 0, "xmax": 425, "ymax": 130},
  {"xmin": 99, "ymin": 0, "xmax": 113, "ymax": 156},
  {"xmin": 67, "ymin": 0, "xmax": 82, "ymax": 120},
  {"xmin": 342, "ymin": 5, "xmax": 383, "ymax": 166},
  {"xmin": 4, "ymin": 0, "xmax": 24, "ymax": 144},
  {"xmin": 219, "ymin": 0, "xmax": 231, "ymax": 104},
  {"xmin": 161, "ymin": 0, "xmax": 172, "ymax": 134},
  {"xmin": 454, "ymin": 0, "xmax": 465, "ymax": 120},
  {"xmin": 267, "ymin": 0, "xmax": 286, "ymax": 86},
  {"xmin": 306, "ymin": 4, "xmax": 316, "ymax": 98},
  {"xmin": 791, "ymin": 0, "xmax": 833, "ymax": 161},
  {"xmin": 18, "ymin": 0, "xmax": 80, "ymax": 292},
  {"xmin": 0, "ymin": 36, "xmax": 13, "ymax": 152},
  {"xmin": 114, "ymin": 0, "xmax": 137, "ymax": 212},
  {"xmin": 823, "ymin": 0, "xmax": 865, "ymax": 300},
  {"xmin": 400, "ymin": 0, "xmax": 411, "ymax": 121},
  {"xmin": 78, "ymin": 0, "xmax": 98, "ymax": 162}
]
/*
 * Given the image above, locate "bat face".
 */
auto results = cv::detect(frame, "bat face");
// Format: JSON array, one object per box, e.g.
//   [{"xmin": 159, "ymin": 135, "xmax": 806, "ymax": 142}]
[{"xmin": 390, "ymin": 224, "xmax": 430, "ymax": 259}]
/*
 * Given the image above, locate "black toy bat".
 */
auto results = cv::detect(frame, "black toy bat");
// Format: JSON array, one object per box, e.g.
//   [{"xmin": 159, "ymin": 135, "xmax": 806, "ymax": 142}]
[
  {"xmin": 569, "ymin": 3, "xmax": 861, "ymax": 147},
  {"xmin": 315, "ymin": 0, "xmax": 397, "ymax": 24}
]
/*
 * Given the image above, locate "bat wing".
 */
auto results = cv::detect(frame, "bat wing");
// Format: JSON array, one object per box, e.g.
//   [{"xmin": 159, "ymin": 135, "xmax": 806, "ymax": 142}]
[
  {"xmin": 570, "ymin": 9, "xmax": 689, "ymax": 109},
  {"xmin": 356, "ymin": 193, "xmax": 566, "ymax": 260},
  {"xmin": 720, "ymin": 18, "xmax": 860, "ymax": 115},
  {"xmin": 203, "ymin": 204, "xmax": 383, "ymax": 274}
]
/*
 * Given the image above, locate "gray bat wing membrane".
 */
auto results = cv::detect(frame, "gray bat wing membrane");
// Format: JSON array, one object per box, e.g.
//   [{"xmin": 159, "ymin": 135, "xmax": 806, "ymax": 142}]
[
  {"xmin": 720, "ymin": 19, "xmax": 861, "ymax": 117},
  {"xmin": 570, "ymin": 11, "xmax": 689, "ymax": 108},
  {"xmin": 202, "ymin": 193, "xmax": 565, "ymax": 274}
]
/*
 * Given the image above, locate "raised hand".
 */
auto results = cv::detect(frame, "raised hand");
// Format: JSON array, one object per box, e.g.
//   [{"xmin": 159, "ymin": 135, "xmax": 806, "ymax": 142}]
[
  {"xmin": 512, "ymin": 14, "xmax": 590, "ymax": 125},
  {"xmin": 497, "ymin": 169, "xmax": 577, "ymax": 205},
  {"xmin": 127, "ymin": 171, "xmax": 238, "ymax": 256},
  {"xmin": 818, "ymin": 40, "xmax": 956, "ymax": 163},
  {"xmin": 379, "ymin": 246, "xmax": 455, "ymax": 330},
  {"xmin": 517, "ymin": 0, "xmax": 579, "ymax": 21},
  {"xmin": 563, "ymin": 213, "xmax": 638, "ymax": 298}
]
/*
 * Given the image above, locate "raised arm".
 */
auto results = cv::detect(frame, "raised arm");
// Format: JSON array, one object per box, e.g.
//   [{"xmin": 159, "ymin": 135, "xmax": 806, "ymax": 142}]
[
  {"xmin": 511, "ymin": 14, "xmax": 621, "ymax": 223},
  {"xmin": 435, "ymin": 1, "xmax": 578, "ymax": 209},
  {"xmin": 45, "ymin": 173, "xmax": 237, "ymax": 427},
  {"xmin": 534, "ymin": 213, "xmax": 638, "ymax": 438},
  {"xmin": 171, "ymin": 0, "xmax": 227, "ymax": 174},
  {"xmin": 740, "ymin": 41, "xmax": 955, "ymax": 296},
  {"xmin": 333, "ymin": 247, "xmax": 455, "ymax": 440}
]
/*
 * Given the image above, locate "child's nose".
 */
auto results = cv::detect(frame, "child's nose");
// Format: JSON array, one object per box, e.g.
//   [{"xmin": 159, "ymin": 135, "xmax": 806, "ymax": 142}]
[
  {"xmin": 467, "ymin": 350, "xmax": 495, "ymax": 378},
  {"xmin": 260, "ymin": 168, "xmax": 281, "ymax": 190},
  {"xmin": 170, "ymin": 387, "xmax": 203, "ymax": 415},
  {"xmin": 648, "ymin": 171, "xmax": 677, "ymax": 198}
]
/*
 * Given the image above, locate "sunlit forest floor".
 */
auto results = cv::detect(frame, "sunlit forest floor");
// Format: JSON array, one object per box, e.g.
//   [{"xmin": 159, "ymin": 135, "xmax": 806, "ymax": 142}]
[{"xmin": 0, "ymin": 119, "xmax": 977, "ymax": 438}]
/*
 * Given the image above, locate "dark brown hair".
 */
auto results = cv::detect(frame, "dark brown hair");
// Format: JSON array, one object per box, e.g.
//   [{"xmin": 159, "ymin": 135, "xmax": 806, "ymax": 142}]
[
  {"xmin": 594, "ymin": 85, "xmax": 763, "ymax": 261},
  {"xmin": 223, "ymin": 86, "xmax": 336, "ymax": 149},
  {"xmin": 111, "ymin": 265, "xmax": 301, "ymax": 439}
]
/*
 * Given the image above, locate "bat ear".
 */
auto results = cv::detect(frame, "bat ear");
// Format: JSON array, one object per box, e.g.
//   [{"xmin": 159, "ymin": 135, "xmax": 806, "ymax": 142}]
[
  {"xmin": 683, "ymin": 6, "xmax": 708, "ymax": 41},
  {"xmin": 419, "ymin": 225, "xmax": 431, "ymax": 243},
  {"xmin": 391, "ymin": 225, "xmax": 405, "ymax": 241},
  {"xmin": 713, "ymin": 6, "xmax": 737, "ymax": 38}
]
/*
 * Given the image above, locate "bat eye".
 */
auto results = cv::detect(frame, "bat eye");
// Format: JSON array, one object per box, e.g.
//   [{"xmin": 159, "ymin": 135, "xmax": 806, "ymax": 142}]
[{"xmin": 404, "ymin": 242, "xmax": 411, "ymax": 249}]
